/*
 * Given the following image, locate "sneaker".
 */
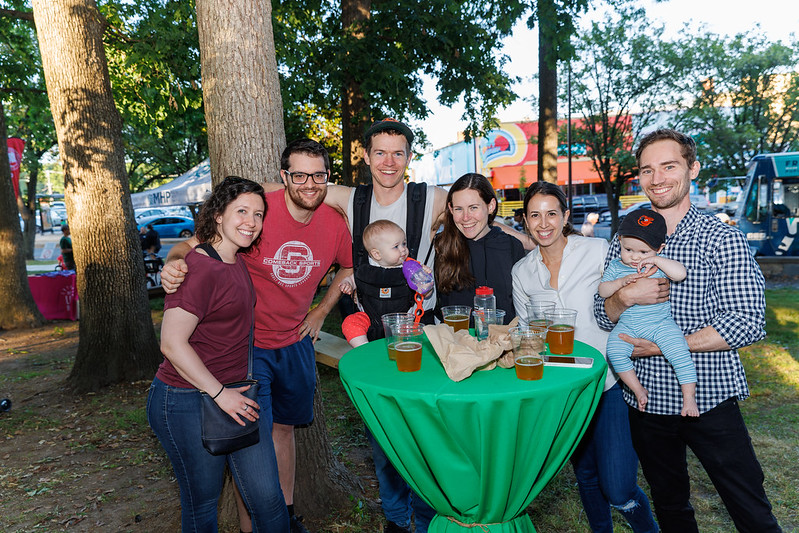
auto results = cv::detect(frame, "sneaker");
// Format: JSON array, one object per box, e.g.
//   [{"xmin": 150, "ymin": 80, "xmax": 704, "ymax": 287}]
[
  {"xmin": 384, "ymin": 521, "xmax": 411, "ymax": 533},
  {"xmin": 290, "ymin": 514, "xmax": 311, "ymax": 533}
]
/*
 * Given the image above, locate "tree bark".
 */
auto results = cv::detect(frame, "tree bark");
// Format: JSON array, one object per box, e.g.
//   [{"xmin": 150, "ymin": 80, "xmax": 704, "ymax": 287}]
[
  {"xmin": 19, "ymin": 153, "xmax": 41, "ymax": 259},
  {"xmin": 195, "ymin": 0, "xmax": 286, "ymax": 185},
  {"xmin": 295, "ymin": 367, "xmax": 366, "ymax": 519},
  {"xmin": 195, "ymin": 0, "xmax": 363, "ymax": 524},
  {"xmin": 31, "ymin": 0, "xmax": 161, "ymax": 391},
  {"xmin": 341, "ymin": 0, "xmax": 372, "ymax": 186},
  {"xmin": 0, "ymin": 99, "xmax": 44, "ymax": 329},
  {"xmin": 537, "ymin": 0, "xmax": 559, "ymax": 184}
]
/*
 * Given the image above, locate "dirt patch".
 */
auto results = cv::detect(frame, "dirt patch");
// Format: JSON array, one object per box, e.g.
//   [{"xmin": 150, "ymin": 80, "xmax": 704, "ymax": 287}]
[
  {"xmin": 0, "ymin": 322, "xmax": 180, "ymax": 532},
  {"xmin": 0, "ymin": 322, "xmax": 382, "ymax": 533}
]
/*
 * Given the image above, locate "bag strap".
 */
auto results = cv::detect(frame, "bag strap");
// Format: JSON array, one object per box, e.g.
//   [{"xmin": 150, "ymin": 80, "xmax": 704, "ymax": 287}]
[
  {"xmin": 352, "ymin": 184, "xmax": 372, "ymax": 269},
  {"xmin": 405, "ymin": 182, "xmax": 427, "ymax": 260},
  {"xmin": 423, "ymin": 230, "xmax": 436, "ymax": 266},
  {"xmin": 241, "ymin": 258, "xmax": 255, "ymax": 380},
  {"xmin": 247, "ymin": 308, "xmax": 254, "ymax": 379},
  {"xmin": 196, "ymin": 242, "xmax": 223, "ymax": 262},
  {"xmin": 352, "ymin": 182, "xmax": 428, "ymax": 266}
]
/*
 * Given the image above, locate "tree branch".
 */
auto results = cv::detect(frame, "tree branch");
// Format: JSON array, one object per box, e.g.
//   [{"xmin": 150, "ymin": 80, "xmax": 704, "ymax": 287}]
[{"xmin": 0, "ymin": 8, "xmax": 34, "ymax": 22}]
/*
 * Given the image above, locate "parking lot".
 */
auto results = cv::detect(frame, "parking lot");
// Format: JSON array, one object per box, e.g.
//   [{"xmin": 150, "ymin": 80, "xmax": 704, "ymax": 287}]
[{"xmin": 28, "ymin": 232, "xmax": 180, "ymax": 273}]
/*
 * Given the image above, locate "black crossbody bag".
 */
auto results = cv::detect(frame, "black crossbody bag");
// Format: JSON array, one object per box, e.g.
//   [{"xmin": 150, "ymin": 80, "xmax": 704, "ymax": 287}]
[{"xmin": 196, "ymin": 243, "xmax": 260, "ymax": 456}]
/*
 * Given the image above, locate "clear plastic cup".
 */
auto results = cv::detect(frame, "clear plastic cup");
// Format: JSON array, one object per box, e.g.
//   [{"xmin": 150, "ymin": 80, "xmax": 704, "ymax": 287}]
[
  {"xmin": 473, "ymin": 308, "xmax": 506, "ymax": 340},
  {"xmin": 514, "ymin": 354, "xmax": 544, "ymax": 380},
  {"xmin": 545, "ymin": 309, "xmax": 577, "ymax": 355},
  {"xmin": 393, "ymin": 322, "xmax": 425, "ymax": 372},
  {"xmin": 526, "ymin": 300, "xmax": 556, "ymax": 327},
  {"xmin": 382, "ymin": 312, "xmax": 413, "ymax": 361},
  {"xmin": 509, "ymin": 325, "xmax": 546, "ymax": 357},
  {"xmin": 441, "ymin": 306, "xmax": 471, "ymax": 332}
]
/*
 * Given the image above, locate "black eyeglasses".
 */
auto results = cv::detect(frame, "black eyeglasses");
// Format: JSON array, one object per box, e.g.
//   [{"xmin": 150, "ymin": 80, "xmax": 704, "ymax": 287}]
[{"xmin": 282, "ymin": 170, "xmax": 328, "ymax": 184}]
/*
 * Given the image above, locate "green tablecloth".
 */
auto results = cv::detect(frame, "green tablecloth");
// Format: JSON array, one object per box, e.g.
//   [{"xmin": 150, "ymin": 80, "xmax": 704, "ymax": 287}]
[{"xmin": 339, "ymin": 335, "xmax": 607, "ymax": 533}]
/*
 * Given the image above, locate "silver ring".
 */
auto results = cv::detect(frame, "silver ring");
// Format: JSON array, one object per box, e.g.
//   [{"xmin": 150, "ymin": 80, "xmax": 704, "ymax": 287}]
[{"xmin": 243, "ymin": 405, "xmax": 248, "ymax": 412}]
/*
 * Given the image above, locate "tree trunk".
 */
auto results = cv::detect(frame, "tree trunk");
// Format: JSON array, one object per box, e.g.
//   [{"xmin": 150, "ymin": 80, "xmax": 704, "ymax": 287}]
[
  {"xmin": 341, "ymin": 0, "xmax": 372, "ymax": 186},
  {"xmin": 195, "ymin": 1, "xmax": 363, "ymax": 524},
  {"xmin": 341, "ymin": 80, "xmax": 372, "ymax": 186},
  {"xmin": 537, "ymin": 0, "xmax": 559, "ymax": 184},
  {"xmin": 19, "ymin": 154, "xmax": 41, "ymax": 260},
  {"xmin": 295, "ymin": 367, "xmax": 366, "ymax": 520},
  {"xmin": 195, "ymin": 0, "xmax": 286, "ymax": 185},
  {"xmin": 0, "ymin": 100, "xmax": 44, "ymax": 329},
  {"xmin": 31, "ymin": 0, "xmax": 161, "ymax": 392}
]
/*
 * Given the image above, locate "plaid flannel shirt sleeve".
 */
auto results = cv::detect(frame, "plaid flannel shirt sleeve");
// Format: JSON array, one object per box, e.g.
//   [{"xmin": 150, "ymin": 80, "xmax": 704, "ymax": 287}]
[{"xmin": 705, "ymin": 227, "xmax": 766, "ymax": 349}]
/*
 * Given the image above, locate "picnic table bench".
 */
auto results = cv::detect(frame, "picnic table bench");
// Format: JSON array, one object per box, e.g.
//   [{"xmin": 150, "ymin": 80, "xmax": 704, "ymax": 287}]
[{"xmin": 314, "ymin": 331, "xmax": 351, "ymax": 369}]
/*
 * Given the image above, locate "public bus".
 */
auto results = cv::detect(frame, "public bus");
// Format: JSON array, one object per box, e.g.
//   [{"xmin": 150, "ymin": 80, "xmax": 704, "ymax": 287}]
[{"xmin": 733, "ymin": 152, "xmax": 799, "ymax": 256}]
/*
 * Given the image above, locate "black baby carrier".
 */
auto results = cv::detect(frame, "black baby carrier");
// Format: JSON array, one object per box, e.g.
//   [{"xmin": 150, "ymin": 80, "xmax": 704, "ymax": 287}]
[{"xmin": 352, "ymin": 182, "xmax": 433, "ymax": 341}]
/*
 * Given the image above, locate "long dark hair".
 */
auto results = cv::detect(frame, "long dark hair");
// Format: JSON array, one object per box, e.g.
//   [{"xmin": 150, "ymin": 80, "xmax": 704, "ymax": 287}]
[
  {"xmin": 435, "ymin": 173, "xmax": 497, "ymax": 293},
  {"xmin": 522, "ymin": 181, "xmax": 581, "ymax": 239},
  {"xmin": 195, "ymin": 176, "xmax": 266, "ymax": 252}
]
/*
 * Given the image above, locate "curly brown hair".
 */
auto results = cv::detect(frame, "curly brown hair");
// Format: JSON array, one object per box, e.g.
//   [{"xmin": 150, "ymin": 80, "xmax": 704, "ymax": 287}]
[{"xmin": 195, "ymin": 176, "xmax": 266, "ymax": 252}]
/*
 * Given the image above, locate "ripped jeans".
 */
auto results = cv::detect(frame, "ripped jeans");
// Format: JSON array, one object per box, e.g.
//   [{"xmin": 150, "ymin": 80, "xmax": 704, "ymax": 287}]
[{"xmin": 571, "ymin": 384, "xmax": 659, "ymax": 533}]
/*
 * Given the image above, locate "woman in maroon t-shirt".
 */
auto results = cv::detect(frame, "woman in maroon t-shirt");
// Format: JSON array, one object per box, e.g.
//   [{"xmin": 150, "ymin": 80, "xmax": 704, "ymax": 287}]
[{"xmin": 146, "ymin": 176, "xmax": 289, "ymax": 532}]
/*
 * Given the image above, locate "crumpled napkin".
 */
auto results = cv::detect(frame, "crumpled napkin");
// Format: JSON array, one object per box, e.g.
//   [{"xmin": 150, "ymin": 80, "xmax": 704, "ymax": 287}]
[{"xmin": 423, "ymin": 317, "xmax": 520, "ymax": 382}]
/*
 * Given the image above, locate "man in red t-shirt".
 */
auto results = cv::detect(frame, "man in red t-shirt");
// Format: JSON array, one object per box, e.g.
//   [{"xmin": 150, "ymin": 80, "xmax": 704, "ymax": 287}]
[{"xmin": 162, "ymin": 139, "xmax": 353, "ymax": 533}]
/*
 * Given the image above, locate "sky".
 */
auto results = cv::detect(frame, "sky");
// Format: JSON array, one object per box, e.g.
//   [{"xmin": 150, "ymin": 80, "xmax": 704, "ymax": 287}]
[{"xmin": 409, "ymin": 0, "xmax": 798, "ymax": 152}]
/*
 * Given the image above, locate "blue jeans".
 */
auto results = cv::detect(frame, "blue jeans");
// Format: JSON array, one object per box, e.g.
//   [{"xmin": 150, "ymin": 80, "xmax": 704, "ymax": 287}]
[
  {"xmin": 629, "ymin": 398, "xmax": 781, "ymax": 533},
  {"xmin": 366, "ymin": 427, "xmax": 436, "ymax": 532},
  {"xmin": 570, "ymin": 384, "xmax": 658, "ymax": 533},
  {"xmin": 147, "ymin": 377, "xmax": 289, "ymax": 532}
]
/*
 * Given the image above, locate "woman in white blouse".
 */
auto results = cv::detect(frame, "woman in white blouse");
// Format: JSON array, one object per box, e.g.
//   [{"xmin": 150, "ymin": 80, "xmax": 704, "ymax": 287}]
[{"xmin": 511, "ymin": 182, "xmax": 658, "ymax": 533}]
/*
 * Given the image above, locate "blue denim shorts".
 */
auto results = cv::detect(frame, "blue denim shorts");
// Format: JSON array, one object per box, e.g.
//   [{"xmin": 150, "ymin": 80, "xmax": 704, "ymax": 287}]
[{"xmin": 252, "ymin": 335, "xmax": 316, "ymax": 427}]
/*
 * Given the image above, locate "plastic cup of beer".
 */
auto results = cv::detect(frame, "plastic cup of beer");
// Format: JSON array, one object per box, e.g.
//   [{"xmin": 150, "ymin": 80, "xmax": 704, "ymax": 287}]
[
  {"xmin": 526, "ymin": 300, "xmax": 555, "ymax": 327},
  {"xmin": 441, "ymin": 306, "xmax": 471, "ymax": 332},
  {"xmin": 545, "ymin": 309, "xmax": 577, "ymax": 355},
  {"xmin": 473, "ymin": 309, "xmax": 506, "ymax": 340},
  {"xmin": 509, "ymin": 325, "xmax": 545, "ymax": 358},
  {"xmin": 382, "ymin": 312, "xmax": 413, "ymax": 361},
  {"xmin": 393, "ymin": 323, "xmax": 425, "ymax": 372},
  {"xmin": 515, "ymin": 352, "xmax": 544, "ymax": 380}
]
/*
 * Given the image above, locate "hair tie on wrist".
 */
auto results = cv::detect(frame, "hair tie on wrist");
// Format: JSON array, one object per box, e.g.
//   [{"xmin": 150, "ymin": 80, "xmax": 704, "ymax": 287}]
[{"xmin": 211, "ymin": 385, "xmax": 224, "ymax": 400}]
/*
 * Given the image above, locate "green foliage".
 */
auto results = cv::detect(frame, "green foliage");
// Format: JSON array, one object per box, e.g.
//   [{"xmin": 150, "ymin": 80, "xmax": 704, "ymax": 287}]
[
  {"xmin": 527, "ymin": 0, "xmax": 590, "ymax": 66},
  {"xmin": 1, "ymin": 1, "xmax": 208, "ymax": 192},
  {"xmin": 0, "ymin": 0, "xmax": 58, "ymax": 200},
  {"xmin": 564, "ymin": 6, "xmax": 680, "ymax": 226},
  {"xmin": 100, "ymin": 0, "xmax": 208, "ymax": 189},
  {"xmin": 675, "ymin": 32, "xmax": 799, "ymax": 184},
  {"xmin": 274, "ymin": 0, "xmax": 529, "ymax": 146}
]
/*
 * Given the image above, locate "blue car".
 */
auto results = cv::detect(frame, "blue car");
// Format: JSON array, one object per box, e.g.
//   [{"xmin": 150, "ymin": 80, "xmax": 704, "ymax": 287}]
[{"xmin": 137, "ymin": 215, "xmax": 194, "ymax": 238}]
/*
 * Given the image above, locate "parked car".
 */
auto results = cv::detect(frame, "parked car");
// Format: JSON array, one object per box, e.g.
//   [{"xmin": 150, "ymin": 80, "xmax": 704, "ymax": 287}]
[
  {"xmin": 598, "ymin": 201, "xmax": 651, "ymax": 225},
  {"xmin": 135, "ymin": 207, "xmax": 170, "ymax": 221},
  {"xmin": 50, "ymin": 207, "xmax": 68, "ymax": 226},
  {"xmin": 164, "ymin": 205, "xmax": 193, "ymax": 218},
  {"xmin": 690, "ymin": 194, "xmax": 710, "ymax": 211},
  {"xmin": 19, "ymin": 212, "xmax": 43, "ymax": 233},
  {"xmin": 600, "ymin": 195, "xmax": 709, "ymax": 224},
  {"xmin": 137, "ymin": 215, "xmax": 195, "ymax": 238},
  {"xmin": 570, "ymin": 194, "xmax": 610, "ymax": 224}
]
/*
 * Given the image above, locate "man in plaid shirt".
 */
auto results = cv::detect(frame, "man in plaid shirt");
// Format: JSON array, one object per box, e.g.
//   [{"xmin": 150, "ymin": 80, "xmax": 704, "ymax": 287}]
[{"xmin": 594, "ymin": 129, "xmax": 781, "ymax": 532}]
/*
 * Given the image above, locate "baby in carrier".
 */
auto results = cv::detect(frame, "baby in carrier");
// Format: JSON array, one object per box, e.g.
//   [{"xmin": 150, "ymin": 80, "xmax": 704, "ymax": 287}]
[{"xmin": 340, "ymin": 219, "xmax": 433, "ymax": 348}]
